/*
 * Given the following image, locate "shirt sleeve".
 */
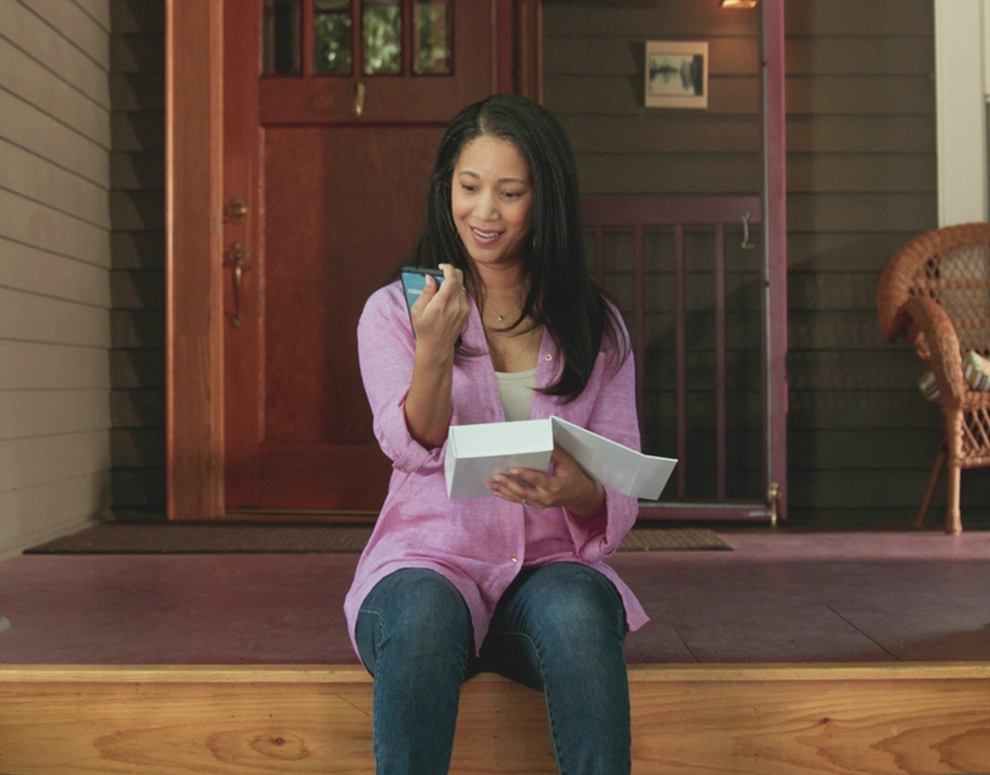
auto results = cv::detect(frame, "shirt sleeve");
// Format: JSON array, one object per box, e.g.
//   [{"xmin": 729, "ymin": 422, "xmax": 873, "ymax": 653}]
[
  {"xmin": 356, "ymin": 284, "xmax": 447, "ymax": 475},
  {"xmin": 565, "ymin": 317, "xmax": 642, "ymax": 562}
]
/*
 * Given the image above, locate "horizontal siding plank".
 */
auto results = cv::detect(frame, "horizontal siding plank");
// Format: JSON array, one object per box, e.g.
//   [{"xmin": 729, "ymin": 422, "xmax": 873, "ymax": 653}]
[
  {"xmin": 788, "ymin": 390, "xmax": 941, "ymax": 430},
  {"xmin": 109, "ymin": 349, "xmax": 164, "ymax": 389},
  {"xmin": 108, "ymin": 0, "xmax": 163, "ymax": 34},
  {"xmin": 0, "ymin": 341, "xmax": 110, "ymax": 390},
  {"xmin": 72, "ymin": 0, "xmax": 112, "ymax": 33},
  {"xmin": 788, "ymin": 116, "xmax": 936, "ymax": 154},
  {"xmin": 110, "ymin": 468, "xmax": 165, "ymax": 509},
  {"xmin": 0, "ymin": 474, "xmax": 106, "ymax": 559},
  {"xmin": 787, "ymin": 193, "xmax": 937, "ymax": 234},
  {"xmin": 110, "ymin": 230, "xmax": 164, "ymax": 269},
  {"xmin": 786, "ymin": 0, "xmax": 932, "ymax": 36},
  {"xmin": 787, "ymin": 350, "xmax": 928, "ymax": 391},
  {"xmin": 577, "ymin": 154, "xmax": 761, "ymax": 195},
  {"xmin": 0, "ymin": 137, "xmax": 110, "ymax": 228},
  {"xmin": 110, "ymin": 110, "xmax": 164, "ymax": 152},
  {"xmin": 0, "ymin": 237, "xmax": 111, "ymax": 307},
  {"xmin": 787, "ymin": 231, "xmax": 924, "ymax": 273},
  {"xmin": 0, "ymin": 90, "xmax": 109, "ymax": 187},
  {"xmin": 0, "ymin": 36, "xmax": 109, "ymax": 148},
  {"xmin": 110, "ymin": 190, "xmax": 164, "ymax": 231},
  {"xmin": 544, "ymin": 6, "xmax": 757, "ymax": 38},
  {"xmin": 787, "ymin": 154, "xmax": 935, "ymax": 194},
  {"xmin": 110, "ymin": 427, "xmax": 163, "ymax": 468},
  {"xmin": 2, "ymin": 0, "xmax": 110, "ymax": 107},
  {"xmin": 545, "ymin": 36, "xmax": 758, "ymax": 77},
  {"xmin": 788, "ymin": 271, "xmax": 891, "ymax": 312},
  {"xmin": 563, "ymin": 115, "xmax": 761, "ymax": 155},
  {"xmin": 0, "ymin": 288, "xmax": 111, "ymax": 349},
  {"xmin": 787, "ymin": 75, "xmax": 935, "ymax": 116},
  {"xmin": 0, "ymin": 390, "xmax": 110, "ymax": 441},
  {"xmin": 110, "ymin": 309, "xmax": 164, "ymax": 349},
  {"xmin": 109, "ymin": 388, "xmax": 163, "ymax": 429},
  {"xmin": 0, "ymin": 430, "xmax": 111, "ymax": 493},
  {"xmin": 110, "ymin": 72, "xmax": 165, "ymax": 111},
  {"xmin": 0, "ymin": 188, "xmax": 112, "ymax": 267},
  {"xmin": 110, "ymin": 269, "xmax": 163, "ymax": 310},
  {"xmin": 545, "ymin": 75, "xmax": 760, "ymax": 116},
  {"xmin": 109, "ymin": 32, "xmax": 163, "ymax": 73},
  {"xmin": 789, "ymin": 470, "xmax": 990, "ymax": 512},
  {"xmin": 787, "ymin": 36, "xmax": 934, "ymax": 76},
  {"xmin": 789, "ymin": 310, "xmax": 890, "ymax": 350},
  {"xmin": 787, "ymin": 469, "xmax": 946, "ymax": 510},
  {"xmin": 110, "ymin": 150, "xmax": 164, "ymax": 190},
  {"xmin": 20, "ymin": 0, "xmax": 110, "ymax": 62},
  {"xmin": 788, "ymin": 428, "xmax": 941, "ymax": 470}
]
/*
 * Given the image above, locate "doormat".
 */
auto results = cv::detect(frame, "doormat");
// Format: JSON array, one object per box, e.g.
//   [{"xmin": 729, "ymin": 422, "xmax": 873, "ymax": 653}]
[{"xmin": 24, "ymin": 524, "xmax": 731, "ymax": 555}]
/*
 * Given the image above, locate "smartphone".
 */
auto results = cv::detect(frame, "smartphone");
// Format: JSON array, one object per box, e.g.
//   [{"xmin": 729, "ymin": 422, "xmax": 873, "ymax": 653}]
[
  {"xmin": 399, "ymin": 266, "xmax": 445, "ymax": 315},
  {"xmin": 399, "ymin": 266, "xmax": 462, "ymax": 346}
]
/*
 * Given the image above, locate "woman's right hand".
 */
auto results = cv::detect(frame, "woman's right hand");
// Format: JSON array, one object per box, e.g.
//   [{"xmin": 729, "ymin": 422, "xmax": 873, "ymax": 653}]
[
  {"xmin": 404, "ymin": 263, "xmax": 469, "ymax": 449},
  {"xmin": 410, "ymin": 263, "xmax": 470, "ymax": 353}
]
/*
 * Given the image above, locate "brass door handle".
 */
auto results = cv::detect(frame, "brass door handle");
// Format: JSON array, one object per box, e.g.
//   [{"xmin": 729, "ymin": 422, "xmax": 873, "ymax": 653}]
[{"xmin": 227, "ymin": 242, "xmax": 248, "ymax": 328}]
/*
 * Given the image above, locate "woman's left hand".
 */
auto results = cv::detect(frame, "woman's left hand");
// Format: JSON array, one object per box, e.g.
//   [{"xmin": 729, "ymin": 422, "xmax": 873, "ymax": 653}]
[{"xmin": 485, "ymin": 446, "xmax": 606, "ymax": 518}]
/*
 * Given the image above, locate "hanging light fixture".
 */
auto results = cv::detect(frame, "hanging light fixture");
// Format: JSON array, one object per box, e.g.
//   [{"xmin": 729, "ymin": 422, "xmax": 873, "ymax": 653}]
[{"xmin": 721, "ymin": 0, "xmax": 757, "ymax": 8}]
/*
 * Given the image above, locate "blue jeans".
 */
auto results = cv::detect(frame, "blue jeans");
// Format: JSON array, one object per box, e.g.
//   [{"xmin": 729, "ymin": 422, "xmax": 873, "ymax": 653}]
[{"xmin": 355, "ymin": 563, "xmax": 631, "ymax": 775}]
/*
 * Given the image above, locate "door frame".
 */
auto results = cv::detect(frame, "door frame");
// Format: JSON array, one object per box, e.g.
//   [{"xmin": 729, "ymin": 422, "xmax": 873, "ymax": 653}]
[{"xmin": 165, "ymin": 0, "xmax": 538, "ymax": 520}]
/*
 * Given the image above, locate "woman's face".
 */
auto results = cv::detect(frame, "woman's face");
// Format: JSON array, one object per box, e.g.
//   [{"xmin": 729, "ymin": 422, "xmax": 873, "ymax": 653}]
[{"xmin": 450, "ymin": 135, "xmax": 533, "ymax": 273}]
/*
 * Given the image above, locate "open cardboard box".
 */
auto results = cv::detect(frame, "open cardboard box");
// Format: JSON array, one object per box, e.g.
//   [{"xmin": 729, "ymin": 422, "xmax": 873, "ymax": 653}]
[{"xmin": 444, "ymin": 417, "xmax": 676, "ymax": 500}]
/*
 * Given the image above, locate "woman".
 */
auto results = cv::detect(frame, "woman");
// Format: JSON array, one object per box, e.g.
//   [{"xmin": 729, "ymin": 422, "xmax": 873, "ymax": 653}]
[{"xmin": 345, "ymin": 93, "xmax": 648, "ymax": 775}]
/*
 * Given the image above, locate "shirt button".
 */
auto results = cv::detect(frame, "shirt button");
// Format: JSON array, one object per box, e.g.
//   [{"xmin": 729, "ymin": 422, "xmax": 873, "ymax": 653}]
[
  {"xmin": 544, "ymin": 353, "xmax": 553, "ymax": 361},
  {"xmin": 511, "ymin": 555, "xmax": 519, "ymax": 563},
  {"xmin": 397, "ymin": 466, "xmax": 407, "ymax": 473}
]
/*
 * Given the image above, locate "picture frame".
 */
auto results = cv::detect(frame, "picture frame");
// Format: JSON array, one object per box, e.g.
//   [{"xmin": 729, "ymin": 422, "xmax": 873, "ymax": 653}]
[{"xmin": 645, "ymin": 41, "xmax": 709, "ymax": 109}]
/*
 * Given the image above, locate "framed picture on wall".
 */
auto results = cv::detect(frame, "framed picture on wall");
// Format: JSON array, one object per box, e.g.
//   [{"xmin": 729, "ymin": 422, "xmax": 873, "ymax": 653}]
[{"xmin": 645, "ymin": 41, "xmax": 709, "ymax": 109}]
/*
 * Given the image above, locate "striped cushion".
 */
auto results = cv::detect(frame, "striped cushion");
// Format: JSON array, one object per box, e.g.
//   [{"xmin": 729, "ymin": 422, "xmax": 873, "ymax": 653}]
[
  {"xmin": 963, "ymin": 350, "xmax": 990, "ymax": 391},
  {"xmin": 919, "ymin": 351, "xmax": 990, "ymax": 403},
  {"xmin": 919, "ymin": 370, "xmax": 940, "ymax": 402}
]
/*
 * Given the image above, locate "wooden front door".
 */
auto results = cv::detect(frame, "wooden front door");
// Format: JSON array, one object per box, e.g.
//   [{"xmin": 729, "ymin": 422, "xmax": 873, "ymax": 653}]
[{"xmin": 222, "ymin": 1, "xmax": 497, "ymax": 515}]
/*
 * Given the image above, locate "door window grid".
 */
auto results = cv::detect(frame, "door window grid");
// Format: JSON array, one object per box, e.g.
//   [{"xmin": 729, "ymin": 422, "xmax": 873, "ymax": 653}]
[{"xmin": 263, "ymin": 0, "xmax": 451, "ymax": 78}]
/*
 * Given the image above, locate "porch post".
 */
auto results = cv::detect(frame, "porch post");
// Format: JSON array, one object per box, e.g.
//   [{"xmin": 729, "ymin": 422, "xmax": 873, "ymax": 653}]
[{"xmin": 761, "ymin": 0, "xmax": 788, "ymax": 523}]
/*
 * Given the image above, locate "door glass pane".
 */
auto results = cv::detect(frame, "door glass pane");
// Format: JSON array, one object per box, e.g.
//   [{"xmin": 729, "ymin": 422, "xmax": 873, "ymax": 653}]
[
  {"xmin": 363, "ymin": 0, "xmax": 401, "ymax": 75},
  {"xmin": 263, "ymin": 0, "xmax": 302, "ymax": 75},
  {"xmin": 413, "ymin": 1, "xmax": 451, "ymax": 74},
  {"xmin": 314, "ymin": 0, "xmax": 353, "ymax": 75}
]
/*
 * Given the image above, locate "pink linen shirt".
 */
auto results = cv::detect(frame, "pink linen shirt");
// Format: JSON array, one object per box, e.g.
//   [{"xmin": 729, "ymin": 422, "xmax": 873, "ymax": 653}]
[{"xmin": 344, "ymin": 281, "xmax": 649, "ymax": 659}]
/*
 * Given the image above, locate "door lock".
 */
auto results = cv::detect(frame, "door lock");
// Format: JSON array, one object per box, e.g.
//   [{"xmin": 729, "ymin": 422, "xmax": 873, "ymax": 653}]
[{"xmin": 226, "ymin": 197, "xmax": 248, "ymax": 225}]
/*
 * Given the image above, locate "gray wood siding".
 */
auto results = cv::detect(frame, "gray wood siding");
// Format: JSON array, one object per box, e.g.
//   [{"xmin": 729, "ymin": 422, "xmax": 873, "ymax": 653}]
[
  {"xmin": 545, "ymin": 0, "xmax": 945, "ymax": 525},
  {"xmin": 108, "ymin": 0, "xmax": 165, "ymax": 520},
  {"xmin": 786, "ymin": 0, "xmax": 948, "ymax": 526},
  {"xmin": 0, "ymin": 0, "xmax": 112, "ymax": 557}
]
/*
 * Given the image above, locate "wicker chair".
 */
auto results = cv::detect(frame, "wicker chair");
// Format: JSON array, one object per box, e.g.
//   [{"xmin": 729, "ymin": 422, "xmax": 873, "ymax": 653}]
[{"xmin": 877, "ymin": 222, "xmax": 990, "ymax": 534}]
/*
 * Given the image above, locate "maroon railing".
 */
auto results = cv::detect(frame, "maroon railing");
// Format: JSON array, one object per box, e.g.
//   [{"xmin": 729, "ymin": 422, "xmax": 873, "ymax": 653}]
[{"xmin": 582, "ymin": 196, "xmax": 781, "ymax": 523}]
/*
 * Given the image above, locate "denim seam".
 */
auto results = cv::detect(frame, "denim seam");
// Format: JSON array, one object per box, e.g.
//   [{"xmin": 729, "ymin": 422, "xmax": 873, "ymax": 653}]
[{"xmin": 495, "ymin": 629, "xmax": 568, "ymax": 775}]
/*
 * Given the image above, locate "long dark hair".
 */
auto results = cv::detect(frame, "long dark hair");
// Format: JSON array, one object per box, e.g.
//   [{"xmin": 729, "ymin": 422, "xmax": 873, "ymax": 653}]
[{"xmin": 410, "ymin": 93, "xmax": 628, "ymax": 401}]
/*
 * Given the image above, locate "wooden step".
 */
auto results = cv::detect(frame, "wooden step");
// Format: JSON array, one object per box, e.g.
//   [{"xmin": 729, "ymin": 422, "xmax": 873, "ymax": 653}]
[{"xmin": 2, "ymin": 663, "xmax": 990, "ymax": 774}]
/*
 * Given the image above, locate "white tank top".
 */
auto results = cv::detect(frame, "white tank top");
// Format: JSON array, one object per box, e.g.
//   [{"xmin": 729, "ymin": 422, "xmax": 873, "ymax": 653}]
[{"xmin": 495, "ymin": 367, "xmax": 537, "ymax": 422}]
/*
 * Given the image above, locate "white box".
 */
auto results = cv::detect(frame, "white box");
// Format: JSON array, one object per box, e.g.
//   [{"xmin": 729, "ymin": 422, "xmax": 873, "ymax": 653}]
[
  {"xmin": 444, "ymin": 416, "xmax": 677, "ymax": 501},
  {"xmin": 444, "ymin": 419, "xmax": 554, "ymax": 499}
]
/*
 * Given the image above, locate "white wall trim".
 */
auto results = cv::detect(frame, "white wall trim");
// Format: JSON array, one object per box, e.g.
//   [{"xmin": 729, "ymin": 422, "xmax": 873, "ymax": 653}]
[{"xmin": 935, "ymin": 0, "xmax": 988, "ymax": 225}]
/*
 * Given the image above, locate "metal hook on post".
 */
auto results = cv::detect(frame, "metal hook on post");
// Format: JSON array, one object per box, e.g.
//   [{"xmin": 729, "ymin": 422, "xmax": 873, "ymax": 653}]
[{"xmin": 740, "ymin": 211, "xmax": 755, "ymax": 249}]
